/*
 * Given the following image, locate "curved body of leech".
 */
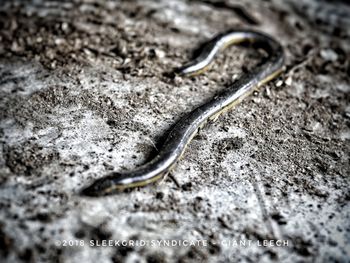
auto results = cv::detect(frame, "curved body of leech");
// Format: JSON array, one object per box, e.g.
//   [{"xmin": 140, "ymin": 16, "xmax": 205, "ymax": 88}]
[{"xmin": 81, "ymin": 29, "xmax": 285, "ymax": 196}]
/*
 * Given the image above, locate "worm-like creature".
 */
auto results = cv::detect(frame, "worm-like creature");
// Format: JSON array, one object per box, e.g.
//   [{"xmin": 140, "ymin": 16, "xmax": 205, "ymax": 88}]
[{"xmin": 81, "ymin": 30, "xmax": 285, "ymax": 196}]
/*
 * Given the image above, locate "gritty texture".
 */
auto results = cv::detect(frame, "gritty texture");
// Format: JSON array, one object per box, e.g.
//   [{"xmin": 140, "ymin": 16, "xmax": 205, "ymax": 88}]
[{"xmin": 0, "ymin": 0, "xmax": 349, "ymax": 262}]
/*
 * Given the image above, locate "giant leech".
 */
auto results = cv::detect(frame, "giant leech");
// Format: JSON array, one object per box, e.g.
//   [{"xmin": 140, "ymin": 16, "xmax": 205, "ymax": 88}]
[{"xmin": 81, "ymin": 30, "xmax": 285, "ymax": 196}]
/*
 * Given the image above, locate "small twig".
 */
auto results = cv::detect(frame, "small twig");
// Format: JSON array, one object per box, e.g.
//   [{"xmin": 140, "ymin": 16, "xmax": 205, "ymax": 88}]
[
  {"xmin": 168, "ymin": 173, "xmax": 181, "ymax": 188},
  {"xmin": 285, "ymin": 48, "xmax": 318, "ymax": 77}
]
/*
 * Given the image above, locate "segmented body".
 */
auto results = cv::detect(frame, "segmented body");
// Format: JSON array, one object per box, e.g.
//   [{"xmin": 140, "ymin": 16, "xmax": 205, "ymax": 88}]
[{"xmin": 81, "ymin": 30, "xmax": 285, "ymax": 196}]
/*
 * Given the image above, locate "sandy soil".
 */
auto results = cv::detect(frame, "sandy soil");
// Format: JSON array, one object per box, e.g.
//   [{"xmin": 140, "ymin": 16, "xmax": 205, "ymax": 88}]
[{"xmin": 0, "ymin": 0, "xmax": 349, "ymax": 262}]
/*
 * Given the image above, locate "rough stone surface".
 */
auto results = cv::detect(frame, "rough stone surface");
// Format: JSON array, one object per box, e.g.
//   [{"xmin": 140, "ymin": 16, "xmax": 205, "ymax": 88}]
[{"xmin": 0, "ymin": 0, "xmax": 349, "ymax": 262}]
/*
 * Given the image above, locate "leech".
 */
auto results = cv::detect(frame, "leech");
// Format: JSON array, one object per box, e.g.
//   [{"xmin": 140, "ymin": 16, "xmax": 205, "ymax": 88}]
[{"xmin": 81, "ymin": 29, "xmax": 285, "ymax": 196}]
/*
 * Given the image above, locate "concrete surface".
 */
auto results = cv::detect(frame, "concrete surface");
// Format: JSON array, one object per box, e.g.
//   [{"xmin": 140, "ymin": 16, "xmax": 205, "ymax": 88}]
[{"xmin": 0, "ymin": 0, "xmax": 349, "ymax": 262}]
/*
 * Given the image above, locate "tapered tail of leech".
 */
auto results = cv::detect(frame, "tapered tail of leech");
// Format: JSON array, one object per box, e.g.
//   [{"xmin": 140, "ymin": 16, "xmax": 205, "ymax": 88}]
[{"xmin": 81, "ymin": 29, "xmax": 285, "ymax": 196}]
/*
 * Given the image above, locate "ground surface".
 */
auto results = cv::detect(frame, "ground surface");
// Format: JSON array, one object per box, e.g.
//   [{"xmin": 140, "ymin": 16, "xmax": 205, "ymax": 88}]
[{"xmin": 0, "ymin": 0, "xmax": 349, "ymax": 262}]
